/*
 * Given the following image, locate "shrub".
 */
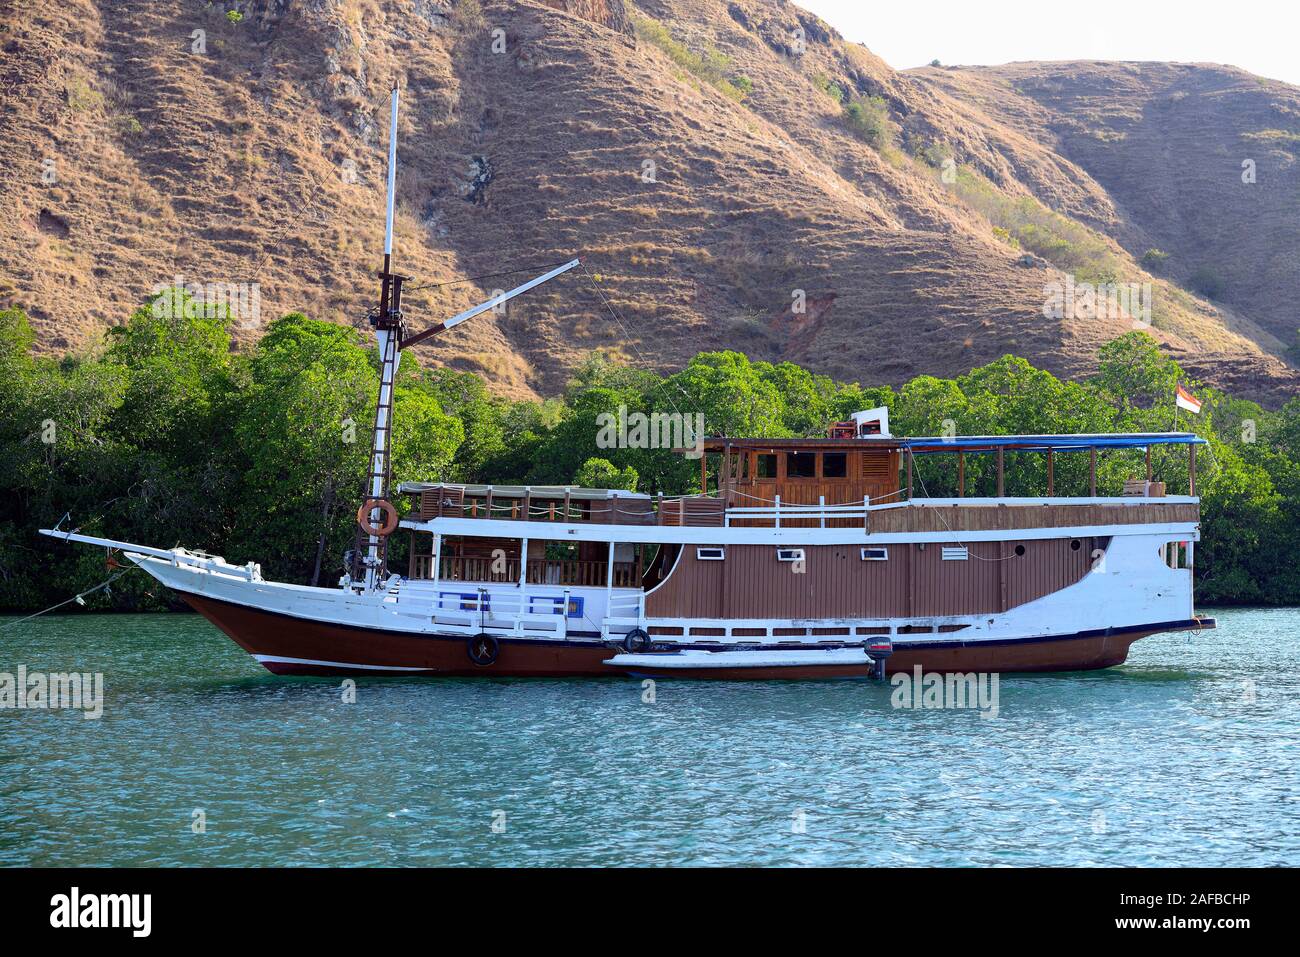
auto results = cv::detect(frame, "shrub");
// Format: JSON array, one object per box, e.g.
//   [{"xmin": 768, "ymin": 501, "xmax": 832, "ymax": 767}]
[
  {"xmin": 843, "ymin": 94, "xmax": 891, "ymax": 150},
  {"xmin": 812, "ymin": 73, "xmax": 845, "ymax": 103},
  {"xmin": 992, "ymin": 226, "xmax": 1021, "ymax": 249},
  {"xmin": 939, "ymin": 167, "xmax": 1122, "ymax": 282},
  {"xmin": 1141, "ymin": 248, "xmax": 1170, "ymax": 271},
  {"xmin": 1188, "ymin": 266, "xmax": 1225, "ymax": 300},
  {"xmin": 633, "ymin": 16, "xmax": 749, "ymax": 101}
]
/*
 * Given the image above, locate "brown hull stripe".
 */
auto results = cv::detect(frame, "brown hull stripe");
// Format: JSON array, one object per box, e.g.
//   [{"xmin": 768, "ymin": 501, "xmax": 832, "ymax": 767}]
[{"xmin": 183, "ymin": 593, "xmax": 1207, "ymax": 678}]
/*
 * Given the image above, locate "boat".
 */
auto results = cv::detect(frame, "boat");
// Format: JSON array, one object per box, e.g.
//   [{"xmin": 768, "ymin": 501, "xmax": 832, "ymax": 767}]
[{"xmin": 39, "ymin": 89, "xmax": 1216, "ymax": 680}]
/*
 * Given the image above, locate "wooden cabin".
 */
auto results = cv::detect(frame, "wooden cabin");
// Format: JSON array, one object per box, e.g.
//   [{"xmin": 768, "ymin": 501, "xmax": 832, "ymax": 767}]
[{"xmin": 708, "ymin": 438, "xmax": 903, "ymax": 527}]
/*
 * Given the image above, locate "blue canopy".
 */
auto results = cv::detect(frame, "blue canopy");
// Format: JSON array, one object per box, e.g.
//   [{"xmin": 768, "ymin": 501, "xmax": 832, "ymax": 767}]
[{"xmin": 903, "ymin": 432, "xmax": 1206, "ymax": 454}]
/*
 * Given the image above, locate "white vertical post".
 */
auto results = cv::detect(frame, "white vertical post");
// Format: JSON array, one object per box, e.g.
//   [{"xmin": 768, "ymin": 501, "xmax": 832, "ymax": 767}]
[
  {"xmin": 364, "ymin": 87, "xmax": 401, "ymax": 592},
  {"xmin": 774, "ymin": 494, "xmax": 781, "ymax": 529},
  {"xmin": 819, "ymin": 494, "xmax": 825, "ymax": 529},
  {"xmin": 604, "ymin": 541, "xmax": 616, "ymax": 640},
  {"xmin": 518, "ymin": 537, "xmax": 529, "ymax": 590},
  {"xmin": 430, "ymin": 532, "xmax": 442, "ymax": 611},
  {"xmin": 384, "ymin": 88, "xmax": 398, "ymax": 256}
]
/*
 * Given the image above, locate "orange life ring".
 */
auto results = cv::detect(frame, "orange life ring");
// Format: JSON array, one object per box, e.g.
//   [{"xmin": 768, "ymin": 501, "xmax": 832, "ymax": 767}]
[{"xmin": 357, "ymin": 498, "xmax": 399, "ymax": 537}]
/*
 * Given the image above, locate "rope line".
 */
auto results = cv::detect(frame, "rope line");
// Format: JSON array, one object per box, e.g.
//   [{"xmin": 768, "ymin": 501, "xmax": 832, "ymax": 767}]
[
  {"xmin": 405, "ymin": 260, "xmax": 577, "ymax": 293},
  {"xmin": 1, "ymin": 565, "xmax": 140, "ymax": 630},
  {"xmin": 577, "ymin": 262, "xmax": 694, "ymax": 417}
]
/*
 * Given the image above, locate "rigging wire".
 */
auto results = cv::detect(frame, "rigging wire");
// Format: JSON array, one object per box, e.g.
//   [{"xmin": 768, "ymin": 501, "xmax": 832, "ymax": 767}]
[
  {"xmin": 0, "ymin": 565, "xmax": 140, "ymax": 630},
  {"xmin": 912, "ymin": 463, "xmax": 1020, "ymax": 562},
  {"xmin": 405, "ymin": 260, "xmax": 578, "ymax": 293},
  {"xmin": 576, "ymin": 261, "xmax": 696, "ymax": 418}
]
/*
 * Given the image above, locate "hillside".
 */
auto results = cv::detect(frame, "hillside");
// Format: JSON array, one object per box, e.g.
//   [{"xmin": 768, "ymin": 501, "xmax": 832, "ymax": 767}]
[{"xmin": 1, "ymin": 0, "xmax": 1297, "ymax": 402}]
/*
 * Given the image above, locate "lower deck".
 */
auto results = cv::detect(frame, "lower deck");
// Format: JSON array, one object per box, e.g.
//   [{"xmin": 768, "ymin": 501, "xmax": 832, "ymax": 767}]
[{"xmin": 395, "ymin": 497, "xmax": 1201, "ymax": 650}]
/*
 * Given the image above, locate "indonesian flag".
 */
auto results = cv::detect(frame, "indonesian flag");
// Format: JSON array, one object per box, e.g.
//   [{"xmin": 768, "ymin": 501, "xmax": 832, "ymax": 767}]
[{"xmin": 1175, "ymin": 384, "xmax": 1202, "ymax": 414}]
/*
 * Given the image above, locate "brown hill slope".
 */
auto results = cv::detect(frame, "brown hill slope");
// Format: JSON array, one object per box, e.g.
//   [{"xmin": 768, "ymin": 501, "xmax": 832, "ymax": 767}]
[
  {"xmin": 912, "ymin": 59, "xmax": 1300, "ymax": 384},
  {"xmin": 0, "ymin": 0, "xmax": 1296, "ymax": 402}
]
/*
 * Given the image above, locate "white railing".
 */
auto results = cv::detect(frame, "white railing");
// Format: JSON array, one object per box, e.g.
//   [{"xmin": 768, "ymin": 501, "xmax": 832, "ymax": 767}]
[
  {"xmin": 725, "ymin": 494, "xmax": 871, "ymax": 528},
  {"xmin": 633, "ymin": 617, "xmax": 973, "ymax": 645},
  {"xmin": 604, "ymin": 591, "xmax": 646, "ymax": 639},
  {"xmin": 424, "ymin": 587, "xmax": 573, "ymax": 639}
]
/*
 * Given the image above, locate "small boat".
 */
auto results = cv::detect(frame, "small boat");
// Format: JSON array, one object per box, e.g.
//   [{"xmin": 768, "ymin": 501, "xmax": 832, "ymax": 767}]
[
  {"xmin": 605, "ymin": 648, "xmax": 876, "ymax": 680},
  {"xmin": 39, "ymin": 88, "xmax": 1216, "ymax": 680}
]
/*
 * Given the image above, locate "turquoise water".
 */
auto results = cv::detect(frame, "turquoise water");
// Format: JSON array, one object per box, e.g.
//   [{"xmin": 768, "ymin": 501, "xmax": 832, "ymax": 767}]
[{"xmin": 1, "ymin": 608, "xmax": 1296, "ymax": 866}]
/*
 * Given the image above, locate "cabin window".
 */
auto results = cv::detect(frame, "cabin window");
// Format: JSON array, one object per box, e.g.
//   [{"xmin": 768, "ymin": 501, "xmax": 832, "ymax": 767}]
[
  {"xmin": 822, "ymin": 452, "xmax": 848, "ymax": 478},
  {"xmin": 776, "ymin": 548, "xmax": 805, "ymax": 562},
  {"xmin": 697, "ymin": 547, "xmax": 725, "ymax": 561},
  {"xmin": 941, "ymin": 546, "xmax": 969, "ymax": 561},
  {"xmin": 786, "ymin": 451, "xmax": 817, "ymax": 479},
  {"xmin": 755, "ymin": 454, "xmax": 777, "ymax": 479},
  {"xmin": 861, "ymin": 547, "xmax": 889, "ymax": 561}
]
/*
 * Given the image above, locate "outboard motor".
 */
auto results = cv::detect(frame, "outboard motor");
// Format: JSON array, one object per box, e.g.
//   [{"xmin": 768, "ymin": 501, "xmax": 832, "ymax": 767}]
[{"xmin": 867, "ymin": 636, "xmax": 894, "ymax": 680}]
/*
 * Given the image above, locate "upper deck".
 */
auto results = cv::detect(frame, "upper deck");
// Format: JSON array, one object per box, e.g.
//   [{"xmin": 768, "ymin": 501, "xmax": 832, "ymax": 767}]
[{"xmin": 399, "ymin": 431, "xmax": 1205, "ymax": 533}]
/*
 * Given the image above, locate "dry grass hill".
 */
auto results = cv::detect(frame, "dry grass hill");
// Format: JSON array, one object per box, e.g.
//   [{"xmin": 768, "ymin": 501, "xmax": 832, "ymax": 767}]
[{"xmin": 1, "ymin": 0, "xmax": 1297, "ymax": 403}]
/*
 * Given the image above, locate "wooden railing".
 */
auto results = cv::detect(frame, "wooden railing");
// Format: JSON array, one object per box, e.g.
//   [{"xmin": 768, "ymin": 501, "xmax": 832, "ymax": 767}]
[
  {"xmin": 410, "ymin": 555, "xmax": 637, "ymax": 587},
  {"xmin": 416, "ymin": 488, "xmax": 656, "ymax": 526},
  {"xmin": 658, "ymin": 495, "xmax": 726, "ymax": 527}
]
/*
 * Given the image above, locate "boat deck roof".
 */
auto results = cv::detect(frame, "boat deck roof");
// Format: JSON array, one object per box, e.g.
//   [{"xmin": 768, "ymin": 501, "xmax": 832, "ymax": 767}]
[{"xmin": 699, "ymin": 432, "xmax": 1206, "ymax": 454}]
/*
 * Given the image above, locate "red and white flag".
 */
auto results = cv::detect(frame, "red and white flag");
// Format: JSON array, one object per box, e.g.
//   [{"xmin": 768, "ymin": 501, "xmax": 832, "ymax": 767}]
[{"xmin": 1175, "ymin": 384, "xmax": 1202, "ymax": 414}]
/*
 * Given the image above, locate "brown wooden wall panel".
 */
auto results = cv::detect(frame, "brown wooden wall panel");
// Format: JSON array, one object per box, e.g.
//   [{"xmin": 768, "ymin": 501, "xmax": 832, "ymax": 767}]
[
  {"xmin": 910, "ymin": 541, "xmax": 1002, "ymax": 616},
  {"xmin": 645, "ymin": 538, "xmax": 1098, "ymax": 620},
  {"xmin": 646, "ymin": 546, "xmax": 726, "ymax": 617},
  {"xmin": 869, "ymin": 502, "xmax": 1197, "ymax": 534},
  {"xmin": 1005, "ymin": 537, "xmax": 1098, "ymax": 609}
]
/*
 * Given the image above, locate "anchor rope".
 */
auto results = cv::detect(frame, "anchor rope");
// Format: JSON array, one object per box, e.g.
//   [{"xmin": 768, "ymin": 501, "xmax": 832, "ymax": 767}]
[{"xmin": 1, "ymin": 564, "xmax": 140, "ymax": 630}]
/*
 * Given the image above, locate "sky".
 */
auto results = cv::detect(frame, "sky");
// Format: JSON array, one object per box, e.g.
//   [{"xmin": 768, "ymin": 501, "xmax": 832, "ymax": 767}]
[{"xmin": 798, "ymin": 0, "xmax": 1299, "ymax": 86}]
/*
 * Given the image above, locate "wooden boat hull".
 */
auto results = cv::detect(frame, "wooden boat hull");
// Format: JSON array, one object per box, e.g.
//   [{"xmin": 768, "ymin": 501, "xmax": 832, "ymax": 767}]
[{"xmin": 183, "ymin": 593, "xmax": 1213, "ymax": 678}]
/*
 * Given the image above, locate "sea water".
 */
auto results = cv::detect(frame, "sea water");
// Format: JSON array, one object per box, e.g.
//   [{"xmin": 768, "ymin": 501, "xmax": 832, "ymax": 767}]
[{"xmin": 0, "ymin": 608, "xmax": 1295, "ymax": 866}]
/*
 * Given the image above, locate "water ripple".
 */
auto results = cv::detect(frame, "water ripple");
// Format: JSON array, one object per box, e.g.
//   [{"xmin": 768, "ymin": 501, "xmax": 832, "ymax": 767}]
[{"xmin": 0, "ymin": 608, "xmax": 1297, "ymax": 866}]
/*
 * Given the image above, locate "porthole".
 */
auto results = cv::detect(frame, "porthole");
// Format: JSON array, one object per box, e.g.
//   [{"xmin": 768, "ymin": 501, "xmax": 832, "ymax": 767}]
[
  {"xmin": 1014, "ymin": 544, "xmax": 1026, "ymax": 557},
  {"xmin": 1070, "ymin": 539, "xmax": 1081, "ymax": 551}
]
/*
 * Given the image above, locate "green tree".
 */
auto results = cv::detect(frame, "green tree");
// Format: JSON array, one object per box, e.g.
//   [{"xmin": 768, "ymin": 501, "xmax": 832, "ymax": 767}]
[
  {"xmin": 575, "ymin": 457, "xmax": 638, "ymax": 492},
  {"xmin": 232, "ymin": 314, "xmax": 377, "ymax": 584}
]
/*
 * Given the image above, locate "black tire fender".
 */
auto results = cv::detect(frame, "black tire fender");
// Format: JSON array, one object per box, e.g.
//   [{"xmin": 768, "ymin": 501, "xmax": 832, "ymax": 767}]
[{"xmin": 468, "ymin": 633, "xmax": 499, "ymax": 666}]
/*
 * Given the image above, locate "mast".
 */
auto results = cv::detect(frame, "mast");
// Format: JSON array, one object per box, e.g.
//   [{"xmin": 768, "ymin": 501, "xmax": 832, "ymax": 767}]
[
  {"xmin": 362, "ymin": 86, "xmax": 406, "ymax": 591},
  {"xmin": 354, "ymin": 88, "xmax": 581, "ymax": 591}
]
